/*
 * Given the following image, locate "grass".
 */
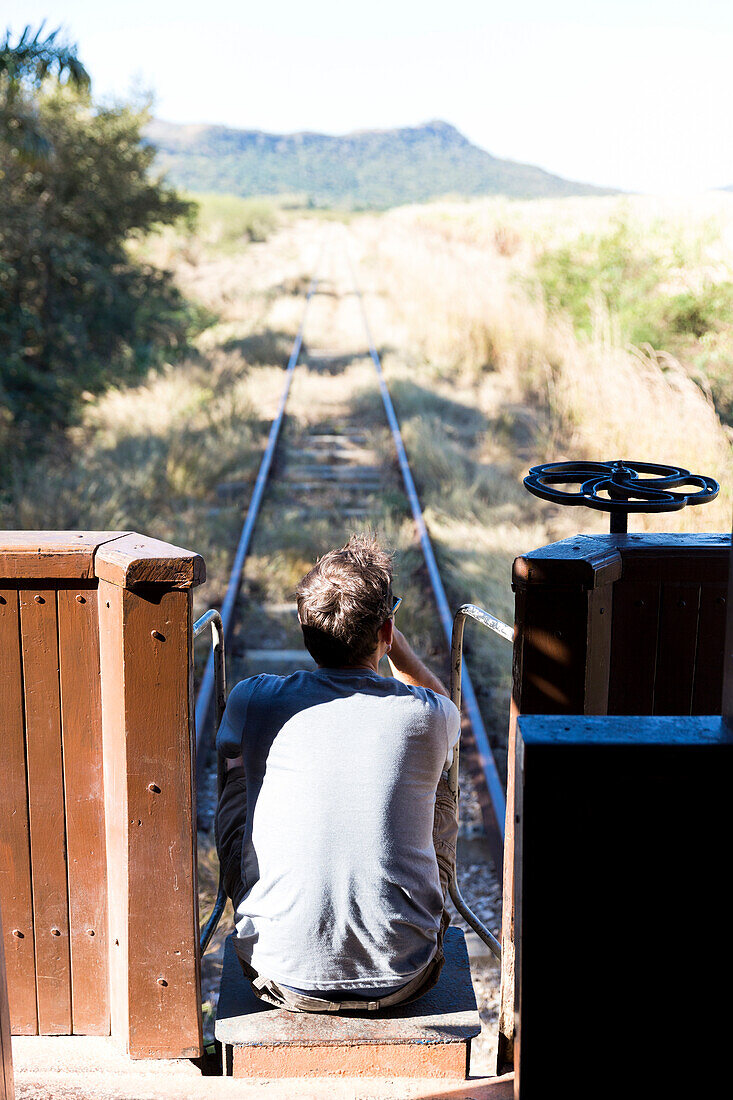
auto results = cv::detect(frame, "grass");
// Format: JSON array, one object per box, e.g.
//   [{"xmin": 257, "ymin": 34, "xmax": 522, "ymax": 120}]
[
  {"xmin": 350, "ymin": 195, "xmax": 733, "ymax": 768},
  {"xmin": 353, "ymin": 195, "xmax": 733, "ymax": 527},
  {"xmin": 532, "ymin": 206, "xmax": 733, "ymax": 426},
  {"xmin": 188, "ymin": 192, "xmax": 280, "ymax": 249}
]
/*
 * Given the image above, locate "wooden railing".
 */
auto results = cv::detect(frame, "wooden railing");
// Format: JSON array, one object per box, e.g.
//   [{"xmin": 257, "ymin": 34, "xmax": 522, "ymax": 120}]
[{"xmin": 0, "ymin": 532, "xmax": 205, "ymax": 1059}]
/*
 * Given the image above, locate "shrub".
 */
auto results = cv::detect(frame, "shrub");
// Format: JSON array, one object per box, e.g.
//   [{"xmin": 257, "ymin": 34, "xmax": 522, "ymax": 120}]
[{"xmin": 0, "ymin": 82, "xmax": 198, "ymax": 443}]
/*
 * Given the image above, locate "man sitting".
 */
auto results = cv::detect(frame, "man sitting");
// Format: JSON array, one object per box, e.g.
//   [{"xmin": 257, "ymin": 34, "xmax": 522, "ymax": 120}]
[{"xmin": 215, "ymin": 533, "xmax": 461, "ymax": 1012}]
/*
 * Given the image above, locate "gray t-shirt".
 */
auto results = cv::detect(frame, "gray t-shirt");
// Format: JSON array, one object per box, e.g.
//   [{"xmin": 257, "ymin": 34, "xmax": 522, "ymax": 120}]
[{"xmin": 216, "ymin": 666, "xmax": 460, "ymax": 991}]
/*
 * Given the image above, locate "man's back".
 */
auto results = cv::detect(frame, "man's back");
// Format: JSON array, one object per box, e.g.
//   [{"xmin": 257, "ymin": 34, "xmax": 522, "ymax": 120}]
[{"xmin": 217, "ymin": 666, "xmax": 460, "ymax": 992}]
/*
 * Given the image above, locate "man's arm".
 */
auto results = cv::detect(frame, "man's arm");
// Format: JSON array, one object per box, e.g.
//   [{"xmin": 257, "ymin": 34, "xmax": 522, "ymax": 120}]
[{"xmin": 386, "ymin": 626, "xmax": 449, "ymax": 698}]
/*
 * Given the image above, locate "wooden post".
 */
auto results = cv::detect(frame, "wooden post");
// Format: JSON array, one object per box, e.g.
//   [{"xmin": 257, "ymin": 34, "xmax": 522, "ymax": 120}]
[
  {"xmin": 96, "ymin": 535, "xmax": 205, "ymax": 1060},
  {"xmin": 498, "ymin": 536, "xmax": 620, "ymax": 1072}
]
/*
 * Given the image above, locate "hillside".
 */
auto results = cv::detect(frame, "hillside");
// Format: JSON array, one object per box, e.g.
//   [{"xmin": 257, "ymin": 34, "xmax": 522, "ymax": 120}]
[{"xmin": 146, "ymin": 119, "xmax": 616, "ymax": 208}]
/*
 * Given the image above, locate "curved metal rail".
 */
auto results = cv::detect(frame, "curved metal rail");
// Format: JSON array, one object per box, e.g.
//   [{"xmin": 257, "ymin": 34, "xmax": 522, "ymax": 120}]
[
  {"xmin": 193, "ymin": 609, "xmax": 229, "ymax": 954},
  {"xmin": 447, "ymin": 604, "xmax": 513, "ymax": 959},
  {"xmin": 344, "ymin": 244, "xmax": 507, "ymax": 867}
]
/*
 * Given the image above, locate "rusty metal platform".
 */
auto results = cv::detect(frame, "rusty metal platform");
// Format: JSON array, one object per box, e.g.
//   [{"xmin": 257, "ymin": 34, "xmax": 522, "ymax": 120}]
[{"xmin": 215, "ymin": 926, "xmax": 481, "ymax": 1079}]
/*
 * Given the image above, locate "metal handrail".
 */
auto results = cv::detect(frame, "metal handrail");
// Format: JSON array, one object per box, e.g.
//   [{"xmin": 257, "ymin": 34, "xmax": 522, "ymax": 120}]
[
  {"xmin": 193, "ymin": 609, "xmax": 229, "ymax": 955},
  {"xmin": 448, "ymin": 603, "xmax": 513, "ymax": 960}
]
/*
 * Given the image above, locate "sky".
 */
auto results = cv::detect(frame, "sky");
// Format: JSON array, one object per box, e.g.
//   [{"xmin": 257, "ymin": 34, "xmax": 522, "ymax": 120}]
[{"xmin": 4, "ymin": 0, "xmax": 733, "ymax": 194}]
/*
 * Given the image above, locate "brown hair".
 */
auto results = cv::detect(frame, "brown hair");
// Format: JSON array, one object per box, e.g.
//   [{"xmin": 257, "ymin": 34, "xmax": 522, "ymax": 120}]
[{"xmin": 295, "ymin": 533, "xmax": 393, "ymax": 667}]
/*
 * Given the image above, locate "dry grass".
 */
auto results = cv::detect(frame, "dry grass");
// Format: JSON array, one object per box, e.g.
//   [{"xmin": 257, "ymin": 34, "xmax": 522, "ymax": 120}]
[
  {"xmin": 353, "ymin": 197, "xmax": 733, "ymax": 531},
  {"xmin": 348, "ymin": 196, "xmax": 733, "ymax": 769}
]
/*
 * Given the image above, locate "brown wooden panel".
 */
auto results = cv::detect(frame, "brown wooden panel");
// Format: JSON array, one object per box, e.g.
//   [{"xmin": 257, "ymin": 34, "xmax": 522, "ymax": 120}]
[
  {"xmin": 619, "ymin": 538, "xmax": 729, "ymax": 584},
  {"xmin": 0, "ymin": 887, "xmax": 17, "ymax": 1098},
  {"xmin": 692, "ymin": 583, "xmax": 728, "ymax": 714},
  {"xmin": 608, "ymin": 581, "xmax": 661, "ymax": 715},
  {"xmin": 584, "ymin": 584, "xmax": 612, "ymax": 714},
  {"xmin": 654, "ymin": 583, "xmax": 701, "ymax": 715},
  {"xmin": 0, "ymin": 589, "xmax": 37, "ymax": 1035},
  {"xmin": 98, "ymin": 581, "xmax": 202, "ymax": 1059},
  {"xmin": 122, "ymin": 586, "xmax": 201, "ymax": 1058},
  {"xmin": 97, "ymin": 579, "xmax": 129, "ymax": 1048},
  {"xmin": 512, "ymin": 586, "xmax": 590, "ymax": 716},
  {"xmin": 501, "ymin": 570, "xmax": 610, "ymax": 1072},
  {"xmin": 58, "ymin": 589, "xmax": 110, "ymax": 1035},
  {"xmin": 19, "ymin": 590, "xmax": 72, "ymax": 1035}
]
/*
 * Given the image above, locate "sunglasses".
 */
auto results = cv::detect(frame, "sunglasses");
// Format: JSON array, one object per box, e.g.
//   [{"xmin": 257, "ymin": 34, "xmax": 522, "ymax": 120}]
[{"xmin": 390, "ymin": 596, "xmax": 402, "ymax": 617}]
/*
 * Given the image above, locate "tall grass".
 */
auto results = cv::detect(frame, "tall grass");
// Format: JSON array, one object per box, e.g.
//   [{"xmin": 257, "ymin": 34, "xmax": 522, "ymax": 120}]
[
  {"xmin": 352, "ymin": 196, "xmax": 733, "ymax": 767},
  {"xmin": 354, "ymin": 196, "xmax": 733, "ymax": 532}
]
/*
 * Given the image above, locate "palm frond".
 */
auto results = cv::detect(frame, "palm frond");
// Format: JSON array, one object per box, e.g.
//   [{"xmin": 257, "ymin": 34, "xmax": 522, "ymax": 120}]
[{"xmin": 0, "ymin": 22, "xmax": 90, "ymax": 92}]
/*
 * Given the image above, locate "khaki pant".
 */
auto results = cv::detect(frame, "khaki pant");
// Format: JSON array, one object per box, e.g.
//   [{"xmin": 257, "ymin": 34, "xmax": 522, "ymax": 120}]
[{"xmin": 215, "ymin": 765, "xmax": 458, "ymax": 1013}]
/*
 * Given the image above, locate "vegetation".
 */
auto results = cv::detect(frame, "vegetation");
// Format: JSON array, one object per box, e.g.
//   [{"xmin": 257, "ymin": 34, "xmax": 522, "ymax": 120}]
[
  {"xmin": 0, "ymin": 197, "xmax": 317, "ymax": 587},
  {"xmin": 0, "ymin": 24, "xmax": 199, "ymax": 466},
  {"xmin": 190, "ymin": 193, "xmax": 279, "ymax": 248},
  {"xmin": 146, "ymin": 118, "xmax": 615, "ymax": 210},
  {"xmin": 0, "ymin": 22, "xmax": 90, "ymax": 155},
  {"xmin": 534, "ymin": 211, "xmax": 733, "ymax": 424}
]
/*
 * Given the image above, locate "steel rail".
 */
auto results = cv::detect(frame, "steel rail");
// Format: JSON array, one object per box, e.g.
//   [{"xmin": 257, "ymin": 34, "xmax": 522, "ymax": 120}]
[
  {"xmin": 344, "ymin": 242, "xmax": 507, "ymax": 866},
  {"xmin": 193, "ymin": 609, "xmax": 228, "ymax": 953},
  {"xmin": 194, "ymin": 271, "xmax": 320, "ymax": 766},
  {"xmin": 447, "ymin": 603, "xmax": 511, "ymax": 959}
]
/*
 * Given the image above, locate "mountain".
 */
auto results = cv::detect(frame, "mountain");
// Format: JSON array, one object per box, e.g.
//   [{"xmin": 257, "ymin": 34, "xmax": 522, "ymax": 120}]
[{"xmin": 146, "ymin": 119, "xmax": 616, "ymax": 209}]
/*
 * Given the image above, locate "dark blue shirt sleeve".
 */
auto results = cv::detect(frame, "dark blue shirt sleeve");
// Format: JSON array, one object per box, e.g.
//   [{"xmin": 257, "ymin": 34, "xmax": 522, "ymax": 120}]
[{"xmin": 215, "ymin": 675, "xmax": 263, "ymax": 758}]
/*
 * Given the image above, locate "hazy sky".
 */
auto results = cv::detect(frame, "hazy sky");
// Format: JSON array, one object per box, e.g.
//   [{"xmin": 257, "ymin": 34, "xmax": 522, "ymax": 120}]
[{"xmin": 4, "ymin": 1, "xmax": 733, "ymax": 193}]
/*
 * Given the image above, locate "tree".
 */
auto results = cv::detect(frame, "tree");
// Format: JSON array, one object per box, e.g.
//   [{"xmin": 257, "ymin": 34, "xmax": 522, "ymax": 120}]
[
  {"xmin": 1, "ymin": 23, "xmax": 90, "ymax": 155},
  {"xmin": 0, "ymin": 27, "xmax": 197, "ymax": 439}
]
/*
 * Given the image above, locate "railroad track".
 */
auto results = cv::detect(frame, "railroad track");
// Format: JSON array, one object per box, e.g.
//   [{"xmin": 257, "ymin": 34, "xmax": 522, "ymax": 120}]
[
  {"xmin": 194, "ymin": 233, "xmax": 509, "ymax": 856},
  {"xmin": 192, "ymin": 233, "xmax": 509, "ymax": 1066}
]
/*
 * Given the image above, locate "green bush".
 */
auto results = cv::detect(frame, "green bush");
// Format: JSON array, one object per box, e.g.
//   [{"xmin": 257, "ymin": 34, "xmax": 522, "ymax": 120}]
[
  {"xmin": 535, "ymin": 218, "xmax": 733, "ymax": 425},
  {"xmin": 535, "ymin": 218, "xmax": 666, "ymax": 344},
  {"xmin": 0, "ymin": 83, "xmax": 199, "ymax": 441}
]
